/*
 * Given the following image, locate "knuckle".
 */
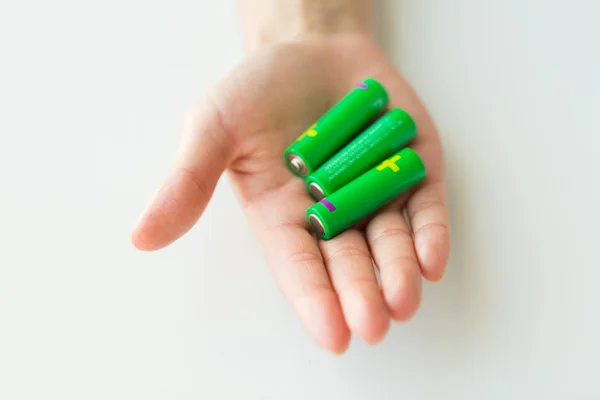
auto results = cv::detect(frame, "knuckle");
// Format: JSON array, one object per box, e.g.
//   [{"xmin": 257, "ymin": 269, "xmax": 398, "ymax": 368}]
[
  {"xmin": 378, "ymin": 255, "xmax": 420, "ymax": 273},
  {"xmin": 409, "ymin": 199, "xmax": 446, "ymax": 221},
  {"xmin": 370, "ymin": 226, "xmax": 412, "ymax": 246},
  {"xmin": 322, "ymin": 245, "xmax": 371, "ymax": 265},
  {"xmin": 413, "ymin": 222, "xmax": 449, "ymax": 237},
  {"xmin": 287, "ymin": 249, "xmax": 322, "ymax": 266},
  {"xmin": 176, "ymin": 167, "xmax": 210, "ymax": 198}
]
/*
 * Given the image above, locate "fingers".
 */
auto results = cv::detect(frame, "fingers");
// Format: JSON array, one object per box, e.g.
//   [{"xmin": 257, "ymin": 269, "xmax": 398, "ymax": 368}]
[
  {"xmin": 131, "ymin": 96, "xmax": 235, "ymax": 251},
  {"xmin": 366, "ymin": 210, "xmax": 422, "ymax": 322},
  {"xmin": 246, "ymin": 187, "xmax": 350, "ymax": 354},
  {"xmin": 407, "ymin": 181, "xmax": 450, "ymax": 282},
  {"xmin": 319, "ymin": 230, "xmax": 390, "ymax": 344}
]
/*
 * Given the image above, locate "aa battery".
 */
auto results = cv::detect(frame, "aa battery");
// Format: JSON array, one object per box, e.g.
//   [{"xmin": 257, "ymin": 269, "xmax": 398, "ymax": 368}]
[
  {"xmin": 305, "ymin": 108, "xmax": 417, "ymax": 200},
  {"xmin": 284, "ymin": 78, "xmax": 389, "ymax": 177},
  {"xmin": 306, "ymin": 148, "xmax": 426, "ymax": 240}
]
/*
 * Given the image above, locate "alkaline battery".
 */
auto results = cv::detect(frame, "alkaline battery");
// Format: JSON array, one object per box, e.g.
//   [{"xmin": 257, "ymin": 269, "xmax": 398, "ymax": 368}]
[
  {"xmin": 305, "ymin": 108, "xmax": 417, "ymax": 200},
  {"xmin": 284, "ymin": 78, "xmax": 388, "ymax": 177},
  {"xmin": 306, "ymin": 148, "xmax": 426, "ymax": 240}
]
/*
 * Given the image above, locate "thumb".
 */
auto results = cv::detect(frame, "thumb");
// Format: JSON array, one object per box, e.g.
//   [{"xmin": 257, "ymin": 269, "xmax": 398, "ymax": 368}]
[{"xmin": 131, "ymin": 94, "xmax": 235, "ymax": 251}]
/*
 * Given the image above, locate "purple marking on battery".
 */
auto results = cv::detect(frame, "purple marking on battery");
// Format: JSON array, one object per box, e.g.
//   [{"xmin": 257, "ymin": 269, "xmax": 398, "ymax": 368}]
[
  {"xmin": 320, "ymin": 199, "xmax": 336, "ymax": 212},
  {"xmin": 357, "ymin": 82, "xmax": 369, "ymax": 90}
]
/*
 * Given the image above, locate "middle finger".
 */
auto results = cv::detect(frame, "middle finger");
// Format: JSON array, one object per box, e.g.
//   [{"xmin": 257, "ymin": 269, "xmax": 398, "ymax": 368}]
[{"xmin": 319, "ymin": 230, "xmax": 390, "ymax": 345}]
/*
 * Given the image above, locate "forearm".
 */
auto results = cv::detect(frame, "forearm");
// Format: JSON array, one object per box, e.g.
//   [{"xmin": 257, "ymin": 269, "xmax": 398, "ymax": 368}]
[{"xmin": 238, "ymin": 0, "xmax": 373, "ymax": 49}]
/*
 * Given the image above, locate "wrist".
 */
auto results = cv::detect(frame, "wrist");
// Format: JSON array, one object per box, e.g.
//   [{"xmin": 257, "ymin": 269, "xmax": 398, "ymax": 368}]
[{"xmin": 238, "ymin": 0, "xmax": 373, "ymax": 50}]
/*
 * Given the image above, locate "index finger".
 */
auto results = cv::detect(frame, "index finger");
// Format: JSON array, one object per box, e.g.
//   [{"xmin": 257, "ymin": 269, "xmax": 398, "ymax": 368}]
[{"xmin": 244, "ymin": 183, "xmax": 351, "ymax": 354}]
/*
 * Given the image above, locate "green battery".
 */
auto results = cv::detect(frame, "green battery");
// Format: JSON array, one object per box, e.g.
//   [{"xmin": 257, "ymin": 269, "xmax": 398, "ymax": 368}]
[
  {"xmin": 306, "ymin": 148, "xmax": 426, "ymax": 240},
  {"xmin": 305, "ymin": 108, "xmax": 417, "ymax": 200},
  {"xmin": 284, "ymin": 78, "xmax": 389, "ymax": 177}
]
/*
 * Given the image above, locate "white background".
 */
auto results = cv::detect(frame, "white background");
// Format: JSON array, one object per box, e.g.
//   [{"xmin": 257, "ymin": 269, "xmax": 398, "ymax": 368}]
[{"xmin": 1, "ymin": 1, "xmax": 599, "ymax": 398}]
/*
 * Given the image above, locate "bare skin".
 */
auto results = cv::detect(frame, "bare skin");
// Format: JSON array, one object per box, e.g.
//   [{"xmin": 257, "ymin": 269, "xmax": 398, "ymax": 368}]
[{"xmin": 131, "ymin": 0, "xmax": 450, "ymax": 354}]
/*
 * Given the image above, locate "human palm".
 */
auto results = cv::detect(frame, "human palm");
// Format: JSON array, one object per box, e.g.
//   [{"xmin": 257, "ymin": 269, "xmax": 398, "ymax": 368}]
[{"xmin": 132, "ymin": 34, "xmax": 450, "ymax": 353}]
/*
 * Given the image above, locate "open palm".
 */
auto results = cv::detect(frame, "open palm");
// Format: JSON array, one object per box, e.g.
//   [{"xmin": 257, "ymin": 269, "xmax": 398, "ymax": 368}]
[{"xmin": 132, "ymin": 34, "xmax": 450, "ymax": 353}]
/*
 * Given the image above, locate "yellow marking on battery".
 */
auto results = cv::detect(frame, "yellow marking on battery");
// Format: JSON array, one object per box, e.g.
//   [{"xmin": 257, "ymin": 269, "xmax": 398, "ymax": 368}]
[
  {"xmin": 296, "ymin": 124, "xmax": 318, "ymax": 141},
  {"xmin": 376, "ymin": 155, "xmax": 401, "ymax": 172}
]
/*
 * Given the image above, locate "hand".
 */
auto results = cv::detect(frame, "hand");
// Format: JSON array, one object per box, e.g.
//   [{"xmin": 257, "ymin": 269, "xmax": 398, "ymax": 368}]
[{"xmin": 131, "ymin": 33, "xmax": 450, "ymax": 353}]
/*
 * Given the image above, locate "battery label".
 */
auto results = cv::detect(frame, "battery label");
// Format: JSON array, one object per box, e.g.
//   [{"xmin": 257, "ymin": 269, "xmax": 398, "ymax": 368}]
[
  {"xmin": 319, "ymin": 199, "xmax": 336, "ymax": 212},
  {"xmin": 376, "ymin": 154, "xmax": 402, "ymax": 173},
  {"xmin": 296, "ymin": 123, "xmax": 318, "ymax": 142}
]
